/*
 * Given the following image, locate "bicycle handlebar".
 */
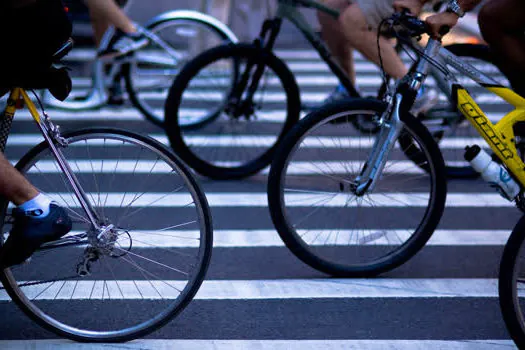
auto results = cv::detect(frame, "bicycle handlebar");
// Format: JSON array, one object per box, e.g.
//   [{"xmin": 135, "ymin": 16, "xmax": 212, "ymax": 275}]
[{"xmin": 389, "ymin": 11, "xmax": 450, "ymax": 39}]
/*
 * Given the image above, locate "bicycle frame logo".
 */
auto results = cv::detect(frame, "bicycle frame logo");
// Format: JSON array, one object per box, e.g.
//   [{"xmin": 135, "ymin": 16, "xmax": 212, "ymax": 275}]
[
  {"xmin": 459, "ymin": 100, "xmax": 514, "ymax": 160},
  {"xmin": 454, "ymin": 85, "xmax": 525, "ymax": 187}
]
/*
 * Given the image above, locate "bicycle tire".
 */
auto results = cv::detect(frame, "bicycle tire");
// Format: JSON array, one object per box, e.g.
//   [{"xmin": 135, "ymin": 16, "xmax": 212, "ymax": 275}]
[
  {"xmin": 268, "ymin": 99, "xmax": 446, "ymax": 277},
  {"xmin": 165, "ymin": 43, "xmax": 300, "ymax": 180},
  {"xmin": 125, "ymin": 16, "xmax": 235, "ymax": 128},
  {"xmin": 499, "ymin": 214, "xmax": 525, "ymax": 349},
  {"xmin": 0, "ymin": 128, "xmax": 213, "ymax": 342}
]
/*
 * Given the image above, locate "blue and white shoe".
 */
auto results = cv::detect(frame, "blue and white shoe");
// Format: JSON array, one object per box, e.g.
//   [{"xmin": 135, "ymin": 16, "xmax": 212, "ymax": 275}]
[
  {"xmin": 303, "ymin": 83, "xmax": 351, "ymax": 111},
  {"xmin": 0, "ymin": 203, "xmax": 72, "ymax": 267}
]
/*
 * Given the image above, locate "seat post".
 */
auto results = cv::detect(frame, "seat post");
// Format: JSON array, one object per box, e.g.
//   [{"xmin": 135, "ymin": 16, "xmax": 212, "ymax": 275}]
[{"xmin": 0, "ymin": 89, "xmax": 19, "ymax": 153}]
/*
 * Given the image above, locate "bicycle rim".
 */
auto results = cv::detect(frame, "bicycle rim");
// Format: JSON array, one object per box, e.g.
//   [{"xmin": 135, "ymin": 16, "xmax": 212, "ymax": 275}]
[
  {"xmin": 270, "ymin": 105, "xmax": 443, "ymax": 276},
  {"xmin": 0, "ymin": 129, "xmax": 212, "ymax": 342},
  {"xmin": 125, "ymin": 19, "xmax": 232, "ymax": 127},
  {"xmin": 167, "ymin": 44, "xmax": 299, "ymax": 179}
]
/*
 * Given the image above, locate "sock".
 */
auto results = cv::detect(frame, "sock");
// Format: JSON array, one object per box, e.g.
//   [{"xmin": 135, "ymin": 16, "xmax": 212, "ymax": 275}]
[{"xmin": 18, "ymin": 193, "xmax": 52, "ymax": 218}]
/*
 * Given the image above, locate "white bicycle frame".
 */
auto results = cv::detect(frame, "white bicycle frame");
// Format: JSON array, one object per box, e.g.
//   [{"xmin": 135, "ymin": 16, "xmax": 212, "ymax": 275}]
[{"xmin": 43, "ymin": 9, "xmax": 238, "ymax": 110}]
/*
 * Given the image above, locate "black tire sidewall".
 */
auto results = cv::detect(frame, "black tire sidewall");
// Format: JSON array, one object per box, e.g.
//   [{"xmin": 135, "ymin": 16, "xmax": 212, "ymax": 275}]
[
  {"xmin": 0, "ymin": 128, "xmax": 213, "ymax": 342},
  {"xmin": 164, "ymin": 43, "xmax": 301, "ymax": 180},
  {"xmin": 268, "ymin": 99, "xmax": 447, "ymax": 277}
]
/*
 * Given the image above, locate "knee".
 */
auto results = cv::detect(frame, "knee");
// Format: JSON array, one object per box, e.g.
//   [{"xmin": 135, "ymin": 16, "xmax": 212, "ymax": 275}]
[{"xmin": 338, "ymin": 4, "xmax": 368, "ymax": 41}]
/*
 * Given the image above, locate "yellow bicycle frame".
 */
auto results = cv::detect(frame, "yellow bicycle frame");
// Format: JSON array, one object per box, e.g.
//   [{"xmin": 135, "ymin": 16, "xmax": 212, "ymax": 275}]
[
  {"xmin": 456, "ymin": 86, "xmax": 525, "ymax": 187},
  {"xmin": 4, "ymin": 88, "xmax": 44, "ymax": 124}
]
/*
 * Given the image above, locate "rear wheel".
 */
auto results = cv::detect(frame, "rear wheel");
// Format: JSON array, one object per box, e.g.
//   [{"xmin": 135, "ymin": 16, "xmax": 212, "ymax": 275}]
[
  {"xmin": 0, "ymin": 128, "xmax": 213, "ymax": 342},
  {"xmin": 125, "ymin": 15, "xmax": 235, "ymax": 128},
  {"xmin": 499, "ymin": 215, "xmax": 525, "ymax": 349},
  {"xmin": 164, "ymin": 43, "xmax": 300, "ymax": 179}
]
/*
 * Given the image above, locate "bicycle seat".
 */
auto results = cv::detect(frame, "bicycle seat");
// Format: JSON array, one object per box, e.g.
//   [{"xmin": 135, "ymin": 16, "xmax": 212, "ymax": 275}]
[{"xmin": 0, "ymin": 39, "xmax": 73, "ymax": 101}]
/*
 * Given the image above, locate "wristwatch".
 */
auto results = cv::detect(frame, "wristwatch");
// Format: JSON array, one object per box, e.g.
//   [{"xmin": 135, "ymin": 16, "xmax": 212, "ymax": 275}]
[{"xmin": 446, "ymin": 0, "xmax": 465, "ymax": 17}]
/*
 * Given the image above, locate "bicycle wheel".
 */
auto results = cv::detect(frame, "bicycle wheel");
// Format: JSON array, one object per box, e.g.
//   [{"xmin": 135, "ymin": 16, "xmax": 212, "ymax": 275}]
[
  {"xmin": 499, "ymin": 214, "xmax": 525, "ymax": 349},
  {"xmin": 165, "ymin": 43, "xmax": 300, "ymax": 180},
  {"xmin": 268, "ymin": 99, "xmax": 446, "ymax": 277},
  {"xmin": 125, "ymin": 15, "xmax": 235, "ymax": 128},
  {"xmin": 419, "ymin": 44, "xmax": 511, "ymax": 178},
  {"xmin": 0, "ymin": 128, "xmax": 212, "ymax": 342}
]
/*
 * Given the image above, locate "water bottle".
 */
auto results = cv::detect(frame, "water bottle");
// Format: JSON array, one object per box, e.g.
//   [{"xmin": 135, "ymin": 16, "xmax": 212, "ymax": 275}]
[{"xmin": 464, "ymin": 145, "xmax": 520, "ymax": 201}]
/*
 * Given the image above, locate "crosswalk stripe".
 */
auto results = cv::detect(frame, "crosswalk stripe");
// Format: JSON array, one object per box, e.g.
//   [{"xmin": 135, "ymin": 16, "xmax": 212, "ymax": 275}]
[
  {"xmin": 32, "ymin": 193, "xmax": 512, "ymax": 208},
  {"xmin": 11, "ymin": 108, "xmax": 507, "ymax": 123},
  {"xmin": 68, "ymin": 75, "xmax": 504, "ymax": 90},
  {"xmin": 0, "ymin": 279, "xmax": 501, "ymax": 301},
  {"xmin": 52, "ymin": 229, "xmax": 510, "ymax": 247},
  {"xmin": 0, "ymin": 340, "xmax": 514, "ymax": 349},
  {"xmin": 5, "ymin": 134, "xmax": 487, "ymax": 149},
  {"xmin": 61, "ymin": 48, "xmax": 412, "ymax": 62},
  {"xmin": 14, "ymin": 160, "xmax": 426, "ymax": 175},
  {"xmin": 13, "ymin": 159, "xmax": 482, "ymax": 175},
  {"xmin": 200, "ymin": 229, "xmax": 513, "ymax": 247}
]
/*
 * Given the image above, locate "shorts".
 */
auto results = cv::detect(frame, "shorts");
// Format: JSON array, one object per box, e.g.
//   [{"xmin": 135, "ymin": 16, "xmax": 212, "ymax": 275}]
[
  {"xmin": 324, "ymin": 0, "xmax": 394, "ymax": 30},
  {"xmin": 355, "ymin": 0, "xmax": 395, "ymax": 30}
]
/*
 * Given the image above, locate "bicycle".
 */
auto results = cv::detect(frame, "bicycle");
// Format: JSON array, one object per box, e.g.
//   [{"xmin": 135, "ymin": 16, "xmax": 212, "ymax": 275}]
[
  {"xmin": 266, "ymin": 12, "xmax": 525, "ymax": 279},
  {"xmin": 163, "ymin": 0, "xmax": 501, "ymax": 180},
  {"xmin": 0, "ymin": 40, "xmax": 213, "ymax": 342},
  {"xmin": 43, "ymin": 7, "xmax": 238, "ymax": 128}
]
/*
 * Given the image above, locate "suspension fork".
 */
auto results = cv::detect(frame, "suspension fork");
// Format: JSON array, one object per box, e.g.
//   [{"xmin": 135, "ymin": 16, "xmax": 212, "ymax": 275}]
[
  {"xmin": 355, "ymin": 94, "xmax": 405, "ymax": 194},
  {"xmin": 18, "ymin": 90, "xmax": 102, "ymax": 230},
  {"xmin": 229, "ymin": 19, "xmax": 282, "ymax": 112}
]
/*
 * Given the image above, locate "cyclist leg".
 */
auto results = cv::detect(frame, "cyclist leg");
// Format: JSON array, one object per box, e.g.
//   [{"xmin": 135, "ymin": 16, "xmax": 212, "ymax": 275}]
[
  {"xmin": 0, "ymin": 153, "xmax": 38, "ymax": 206},
  {"xmin": 339, "ymin": 1, "xmax": 407, "ymax": 79},
  {"xmin": 0, "ymin": 147, "xmax": 71, "ymax": 267},
  {"xmin": 318, "ymin": 0, "xmax": 355, "ymax": 82},
  {"xmin": 84, "ymin": 0, "xmax": 148, "ymax": 57},
  {"xmin": 478, "ymin": 0, "xmax": 525, "ymax": 96}
]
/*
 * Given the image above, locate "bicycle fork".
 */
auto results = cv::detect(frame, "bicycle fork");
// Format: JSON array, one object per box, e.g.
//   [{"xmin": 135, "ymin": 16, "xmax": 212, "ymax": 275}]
[{"xmin": 355, "ymin": 94, "xmax": 405, "ymax": 195}]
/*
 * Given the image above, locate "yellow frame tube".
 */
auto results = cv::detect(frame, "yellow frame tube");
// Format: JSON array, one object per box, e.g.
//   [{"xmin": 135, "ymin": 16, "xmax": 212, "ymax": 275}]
[
  {"xmin": 5, "ymin": 88, "xmax": 43, "ymax": 124},
  {"xmin": 456, "ymin": 86, "xmax": 525, "ymax": 187}
]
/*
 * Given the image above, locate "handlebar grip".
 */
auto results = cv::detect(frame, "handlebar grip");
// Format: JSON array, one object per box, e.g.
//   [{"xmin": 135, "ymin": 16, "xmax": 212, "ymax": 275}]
[{"xmin": 439, "ymin": 25, "xmax": 451, "ymax": 36}]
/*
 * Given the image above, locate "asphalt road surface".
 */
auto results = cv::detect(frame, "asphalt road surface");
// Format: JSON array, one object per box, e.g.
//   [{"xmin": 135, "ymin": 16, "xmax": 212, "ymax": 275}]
[{"xmin": 0, "ymin": 29, "xmax": 520, "ymax": 349}]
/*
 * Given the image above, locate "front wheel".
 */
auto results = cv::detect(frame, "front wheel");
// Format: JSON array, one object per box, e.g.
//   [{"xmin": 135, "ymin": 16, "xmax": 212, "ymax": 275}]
[
  {"xmin": 268, "ymin": 100, "xmax": 447, "ymax": 277},
  {"xmin": 125, "ymin": 14, "xmax": 236, "ymax": 128},
  {"xmin": 499, "ymin": 215, "xmax": 525, "ymax": 349},
  {"xmin": 165, "ymin": 43, "xmax": 300, "ymax": 180},
  {"xmin": 0, "ymin": 128, "xmax": 213, "ymax": 342}
]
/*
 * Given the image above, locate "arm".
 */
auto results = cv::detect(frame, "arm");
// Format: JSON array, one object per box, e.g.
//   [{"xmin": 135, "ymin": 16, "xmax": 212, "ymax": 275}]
[{"xmin": 425, "ymin": 0, "xmax": 484, "ymax": 38}]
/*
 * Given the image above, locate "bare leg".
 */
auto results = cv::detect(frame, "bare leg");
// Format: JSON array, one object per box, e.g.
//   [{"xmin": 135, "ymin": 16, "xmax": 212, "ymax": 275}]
[
  {"xmin": 339, "ymin": 3, "xmax": 407, "ymax": 79},
  {"xmin": 0, "ymin": 153, "xmax": 38, "ymax": 206},
  {"xmin": 318, "ymin": 0, "xmax": 355, "ymax": 83},
  {"xmin": 479, "ymin": 0, "xmax": 525, "ymax": 96},
  {"xmin": 84, "ymin": 0, "xmax": 136, "ymax": 46}
]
